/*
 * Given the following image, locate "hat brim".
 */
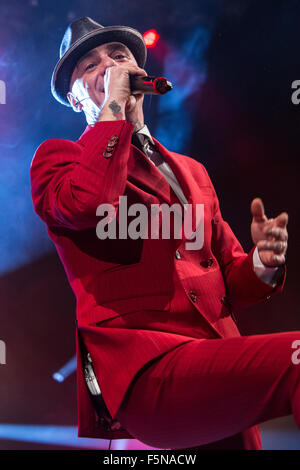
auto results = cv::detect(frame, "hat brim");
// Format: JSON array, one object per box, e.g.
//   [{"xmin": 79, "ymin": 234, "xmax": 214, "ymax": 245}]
[{"xmin": 51, "ymin": 25, "xmax": 147, "ymax": 106}]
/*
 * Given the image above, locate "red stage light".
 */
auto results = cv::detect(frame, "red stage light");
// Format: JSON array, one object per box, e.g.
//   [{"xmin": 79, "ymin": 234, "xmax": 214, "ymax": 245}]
[{"xmin": 143, "ymin": 29, "xmax": 160, "ymax": 48}]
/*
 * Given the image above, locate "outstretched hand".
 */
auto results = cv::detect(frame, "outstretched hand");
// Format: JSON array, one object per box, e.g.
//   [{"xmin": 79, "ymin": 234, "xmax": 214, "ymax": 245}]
[{"xmin": 251, "ymin": 198, "xmax": 288, "ymax": 267}]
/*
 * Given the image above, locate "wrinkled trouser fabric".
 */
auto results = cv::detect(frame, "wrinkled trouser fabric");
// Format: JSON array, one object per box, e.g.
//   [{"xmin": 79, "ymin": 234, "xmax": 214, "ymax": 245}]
[{"xmin": 115, "ymin": 331, "xmax": 300, "ymax": 450}]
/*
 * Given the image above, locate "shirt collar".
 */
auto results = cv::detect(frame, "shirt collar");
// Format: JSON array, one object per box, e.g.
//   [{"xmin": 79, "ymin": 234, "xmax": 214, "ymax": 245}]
[{"xmin": 135, "ymin": 124, "xmax": 155, "ymax": 146}]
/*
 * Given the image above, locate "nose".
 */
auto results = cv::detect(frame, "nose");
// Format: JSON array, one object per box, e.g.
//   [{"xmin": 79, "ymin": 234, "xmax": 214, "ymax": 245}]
[{"xmin": 102, "ymin": 54, "xmax": 117, "ymax": 72}]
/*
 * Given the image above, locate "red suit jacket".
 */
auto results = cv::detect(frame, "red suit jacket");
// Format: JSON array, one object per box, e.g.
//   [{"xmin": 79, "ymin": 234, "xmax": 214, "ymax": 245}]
[{"xmin": 30, "ymin": 120, "xmax": 285, "ymax": 441}]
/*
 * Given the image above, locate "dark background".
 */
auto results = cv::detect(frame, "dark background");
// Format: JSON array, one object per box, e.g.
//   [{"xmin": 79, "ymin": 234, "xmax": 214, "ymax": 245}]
[{"xmin": 0, "ymin": 0, "xmax": 299, "ymax": 449}]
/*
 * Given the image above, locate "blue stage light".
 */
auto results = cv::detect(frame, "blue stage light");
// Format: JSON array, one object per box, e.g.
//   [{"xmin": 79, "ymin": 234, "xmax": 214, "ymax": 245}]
[{"xmin": 52, "ymin": 355, "xmax": 76, "ymax": 382}]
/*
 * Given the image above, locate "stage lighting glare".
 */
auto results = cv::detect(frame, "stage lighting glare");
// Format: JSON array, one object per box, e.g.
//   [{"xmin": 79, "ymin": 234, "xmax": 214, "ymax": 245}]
[
  {"xmin": 143, "ymin": 29, "xmax": 160, "ymax": 48},
  {"xmin": 52, "ymin": 372, "xmax": 64, "ymax": 383}
]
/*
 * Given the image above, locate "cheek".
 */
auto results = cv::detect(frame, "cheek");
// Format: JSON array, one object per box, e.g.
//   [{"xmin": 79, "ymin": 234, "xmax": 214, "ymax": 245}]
[
  {"xmin": 72, "ymin": 75, "xmax": 105, "ymax": 108},
  {"xmin": 84, "ymin": 74, "xmax": 102, "ymax": 96},
  {"xmin": 93, "ymin": 91, "xmax": 105, "ymax": 108}
]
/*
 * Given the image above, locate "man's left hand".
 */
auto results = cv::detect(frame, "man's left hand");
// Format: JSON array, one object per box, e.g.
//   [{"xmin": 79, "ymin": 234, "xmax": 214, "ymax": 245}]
[{"xmin": 250, "ymin": 198, "xmax": 288, "ymax": 267}]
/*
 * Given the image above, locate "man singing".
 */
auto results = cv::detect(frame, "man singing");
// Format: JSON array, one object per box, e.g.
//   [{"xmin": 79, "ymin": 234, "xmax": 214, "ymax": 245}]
[{"xmin": 30, "ymin": 17, "xmax": 299, "ymax": 450}]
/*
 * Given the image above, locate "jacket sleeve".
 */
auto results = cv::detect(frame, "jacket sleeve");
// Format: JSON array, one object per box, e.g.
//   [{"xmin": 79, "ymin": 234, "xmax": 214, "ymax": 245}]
[
  {"xmin": 202, "ymin": 166, "xmax": 286, "ymax": 310},
  {"xmin": 30, "ymin": 120, "xmax": 134, "ymax": 230}
]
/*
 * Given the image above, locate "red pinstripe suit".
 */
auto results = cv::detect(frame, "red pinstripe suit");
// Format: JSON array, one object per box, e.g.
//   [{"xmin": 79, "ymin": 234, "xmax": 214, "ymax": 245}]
[{"xmin": 30, "ymin": 120, "xmax": 286, "ymax": 447}]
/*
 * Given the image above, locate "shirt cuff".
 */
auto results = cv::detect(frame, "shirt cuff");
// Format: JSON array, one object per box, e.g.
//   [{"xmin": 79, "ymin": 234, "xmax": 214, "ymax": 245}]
[{"xmin": 253, "ymin": 246, "xmax": 279, "ymax": 287}]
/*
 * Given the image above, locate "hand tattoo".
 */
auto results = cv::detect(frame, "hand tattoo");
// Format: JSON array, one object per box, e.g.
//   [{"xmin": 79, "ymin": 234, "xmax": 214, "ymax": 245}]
[{"xmin": 108, "ymin": 100, "xmax": 123, "ymax": 120}]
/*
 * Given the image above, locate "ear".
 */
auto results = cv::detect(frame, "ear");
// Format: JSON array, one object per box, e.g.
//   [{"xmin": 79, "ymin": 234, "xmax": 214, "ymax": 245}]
[{"xmin": 67, "ymin": 91, "xmax": 82, "ymax": 113}]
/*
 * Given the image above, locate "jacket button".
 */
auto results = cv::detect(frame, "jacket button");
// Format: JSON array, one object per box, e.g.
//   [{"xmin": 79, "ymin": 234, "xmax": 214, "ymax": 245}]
[
  {"xmin": 175, "ymin": 249, "xmax": 181, "ymax": 260},
  {"xmin": 189, "ymin": 291, "xmax": 197, "ymax": 302},
  {"xmin": 103, "ymin": 151, "xmax": 113, "ymax": 158},
  {"xmin": 107, "ymin": 135, "xmax": 119, "ymax": 146}
]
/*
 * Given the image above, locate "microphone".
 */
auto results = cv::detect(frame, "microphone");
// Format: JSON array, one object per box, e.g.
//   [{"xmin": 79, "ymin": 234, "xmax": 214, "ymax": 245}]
[
  {"xmin": 130, "ymin": 75, "xmax": 173, "ymax": 95},
  {"xmin": 73, "ymin": 75, "xmax": 173, "ymax": 108}
]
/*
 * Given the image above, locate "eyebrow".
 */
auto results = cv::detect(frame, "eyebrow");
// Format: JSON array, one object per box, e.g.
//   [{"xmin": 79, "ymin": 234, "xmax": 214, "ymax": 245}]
[{"xmin": 76, "ymin": 43, "xmax": 131, "ymax": 69}]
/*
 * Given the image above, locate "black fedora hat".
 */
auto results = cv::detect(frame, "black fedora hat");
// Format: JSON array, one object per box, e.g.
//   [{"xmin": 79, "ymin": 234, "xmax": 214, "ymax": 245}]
[{"xmin": 51, "ymin": 17, "xmax": 147, "ymax": 107}]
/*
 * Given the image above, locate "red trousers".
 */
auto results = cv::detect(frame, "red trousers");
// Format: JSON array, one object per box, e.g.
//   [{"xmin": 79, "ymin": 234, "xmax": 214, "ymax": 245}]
[
  {"xmin": 116, "ymin": 330, "xmax": 300, "ymax": 449},
  {"xmin": 114, "ymin": 270, "xmax": 300, "ymax": 450}
]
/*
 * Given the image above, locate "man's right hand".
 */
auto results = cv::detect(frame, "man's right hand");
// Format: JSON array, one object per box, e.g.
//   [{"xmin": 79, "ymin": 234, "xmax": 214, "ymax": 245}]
[{"xmin": 98, "ymin": 63, "xmax": 147, "ymax": 122}]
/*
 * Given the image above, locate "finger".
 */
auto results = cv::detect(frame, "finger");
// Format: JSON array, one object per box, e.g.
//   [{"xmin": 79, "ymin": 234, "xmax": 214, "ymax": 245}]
[
  {"xmin": 133, "ymin": 92, "xmax": 145, "ymax": 100},
  {"xmin": 274, "ymin": 212, "xmax": 288, "ymax": 229},
  {"xmin": 263, "ymin": 227, "xmax": 288, "ymax": 241},
  {"xmin": 257, "ymin": 240, "xmax": 287, "ymax": 253},
  {"xmin": 118, "ymin": 64, "xmax": 147, "ymax": 76},
  {"xmin": 259, "ymin": 254, "xmax": 286, "ymax": 267},
  {"xmin": 269, "ymin": 254, "xmax": 286, "ymax": 266},
  {"xmin": 125, "ymin": 96, "xmax": 137, "ymax": 112},
  {"xmin": 251, "ymin": 197, "xmax": 267, "ymax": 222},
  {"xmin": 257, "ymin": 240, "xmax": 287, "ymax": 254}
]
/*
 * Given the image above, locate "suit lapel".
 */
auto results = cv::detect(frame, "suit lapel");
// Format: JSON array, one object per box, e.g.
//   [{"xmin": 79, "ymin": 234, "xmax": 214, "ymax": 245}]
[
  {"xmin": 152, "ymin": 138, "xmax": 192, "ymax": 205},
  {"xmin": 128, "ymin": 139, "xmax": 199, "ymax": 239},
  {"xmin": 152, "ymin": 138, "xmax": 199, "ymax": 237},
  {"xmin": 127, "ymin": 143, "xmax": 173, "ymax": 206}
]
